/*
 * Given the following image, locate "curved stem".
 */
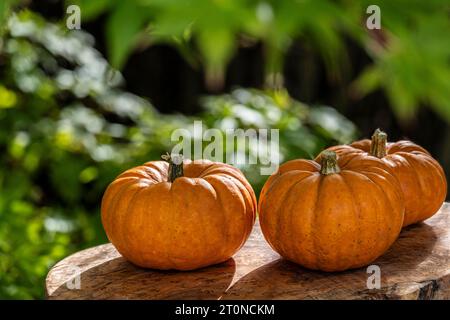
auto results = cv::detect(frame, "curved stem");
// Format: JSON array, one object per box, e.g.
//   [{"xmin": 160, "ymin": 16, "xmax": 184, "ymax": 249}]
[
  {"xmin": 161, "ymin": 153, "xmax": 184, "ymax": 182},
  {"xmin": 370, "ymin": 129, "xmax": 387, "ymax": 158},
  {"xmin": 320, "ymin": 150, "xmax": 340, "ymax": 175}
]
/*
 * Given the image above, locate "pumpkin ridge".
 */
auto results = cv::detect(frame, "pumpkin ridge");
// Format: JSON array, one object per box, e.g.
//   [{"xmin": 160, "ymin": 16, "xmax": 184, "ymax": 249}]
[
  {"xmin": 206, "ymin": 174, "xmax": 252, "ymax": 255},
  {"xmin": 391, "ymin": 153, "xmax": 424, "ymax": 225},
  {"xmin": 338, "ymin": 172, "xmax": 363, "ymax": 269},
  {"xmin": 262, "ymin": 170, "xmax": 318, "ymax": 203},
  {"xmin": 228, "ymin": 175, "xmax": 254, "ymax": 256},
  {"xmin": 343, "ymin": 170, "xmax": 398, "ymax": 259},
  {"xmin": 387, "ymin": 141, "xmax": 431, "ymax": 155},
  {"xmin": 191, "ymin": 179, "xmax": 210, "ymax": 268},
  {"xmin": 422, "ymin": 156, "xmax": 447, "ymax": 196},
  {"xmin": 133, "ymin": 183, "xmax": 172, "ymax": 267},
  {"xmin": 322, "ymin": 146, "xmax": 365, "ymax": 167},
  {"xmin": 416, "ymin": 154, "xmax": 447, "ymax": 202},
  {"xmin": 365, "ymin": 166, "xmax": 404, "ymax": 229},
  {"xmin": 119, "ymin": 165, "xmax": 164, "ymax": 181},
  {"xmin": 202, "ymin": 176, "xmax": 230, "ymax": 258},
  {"xmin": 219, "ymin": 176, "xmax": 253, "ymax": 254},
  {"xmin": 276, "ymin": 159, "xmax": 320, "ymax": 175},
  {"xmin": 313, "ymin": 174, "xmax": 358, "ymax": 269},
  {"xmin": 113, "ymin": 183, "xmax": 145, "ymax": 260},
  {"xmin": 309, "ymin": 174, "xmax": 323, "ymax": 270},
  {"xmin": 168, "ymin": 179, "xmax": 207, "ymax": 269},
  {"xmin": 187, "ymin": 162, "xmax": 216, "ymax": 178},
  {"xmin": 259, "ymin": 171, "xmax": 316, "ymax": 251},
  {"xmin": 123, "ymin": 187, "xmax": 158, "ymax": 259},
  {"xmin": 141, "ymin": 163, "xmax": 168, "ymax": 182},
  {"xmin": 272, "ymin": 172, "xmax": 318, "ymax": 256},
  {"xmin": 337, "ymin": 153, "xmax": 367, "ymax": 170},
  {"xmin": 405, "ymin": 153, "xmax": 444, "ymax": 223},
  {"xmin": 219, "ymin": 173, "xmax": 256, "ymax": 224},
  {"xmin": 109, "ymin": 176, "xmax": 140, "ymax": 184},
  {"xmin": 343, "ymin": 156, "xmax": 399, "ymax": 180},
  {"xmin": 224, "ymin": 166, "xmax": 258, "ymax": 208},
  {"xmin": 208, "ymin": 172, "xmax": 256, "ymax": 214},
  {"xmin": 101, "ymin": 177, "xmax": 140, "ymax": 221},
  {"xmin": 168, "ymin": 181, "xmax": 183, "ymax": 267},
  {"xmin": 415, "ymin": 152, "xmax": 446, "ymax": 177},
  {"xmin": 281, "ymin": 174, "xmax": 321, "ymax": 268},
  {"xmin": 197, "ymin": 175, "xmax": 250, "ymax": 266}
]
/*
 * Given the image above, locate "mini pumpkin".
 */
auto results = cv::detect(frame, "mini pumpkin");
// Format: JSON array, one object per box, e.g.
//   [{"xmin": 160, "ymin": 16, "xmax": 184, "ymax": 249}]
[
  {"xmin": 326, "ymin": 129, "xmax": 447, "ymax": 227},
  {"xmin": 258, "ymin": 150, "xmax": 404, "ymax": 272},
  {"xmin": 101, "ymin": 154, "xmax": 257, "ymax": 270}
]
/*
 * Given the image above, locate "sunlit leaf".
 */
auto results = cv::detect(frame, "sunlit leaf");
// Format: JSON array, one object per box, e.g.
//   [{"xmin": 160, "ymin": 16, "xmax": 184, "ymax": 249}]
[{"xmin": 106, "ymin": 1, "xmax": 148, "ymax": 69}]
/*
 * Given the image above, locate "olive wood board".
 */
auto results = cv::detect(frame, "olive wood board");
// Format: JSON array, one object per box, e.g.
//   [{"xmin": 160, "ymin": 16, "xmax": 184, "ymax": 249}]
[{"xmin": 46, "ymin": 203, "xmax": 450, "ymax": 300}]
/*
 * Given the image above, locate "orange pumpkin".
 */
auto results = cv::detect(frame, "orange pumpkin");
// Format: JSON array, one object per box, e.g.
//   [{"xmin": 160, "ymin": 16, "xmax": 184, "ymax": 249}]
[
  {"xmin": 258, "ymin": 150, "xmax": 404, "ymax": 272},
  {"xmin": 326, "ymin": 129, "xmax": 447, "ymax": 227},
  {"xmin": 101, "ymin": 154, "xmax": 256, "ymax": 270}
]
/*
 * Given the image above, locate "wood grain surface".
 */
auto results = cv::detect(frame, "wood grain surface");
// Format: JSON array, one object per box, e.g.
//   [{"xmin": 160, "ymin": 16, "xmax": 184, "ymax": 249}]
[{"xmin": 46, "ymin": 203, "xmax": 450, "ymax": 299}]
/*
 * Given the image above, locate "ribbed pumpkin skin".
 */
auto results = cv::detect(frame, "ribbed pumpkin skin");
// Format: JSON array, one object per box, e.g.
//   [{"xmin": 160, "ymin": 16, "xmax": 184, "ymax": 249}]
[
  {"xmin": 330, "ymin": 140, "xmax": 447, "ymax": 227},
  {"xmin": 101, "ymin": 160, "xmax": 256, "ymax": 270},
  {"xmin": 258, "ymin": 154, "xmax": 404, "ymax": 272}
]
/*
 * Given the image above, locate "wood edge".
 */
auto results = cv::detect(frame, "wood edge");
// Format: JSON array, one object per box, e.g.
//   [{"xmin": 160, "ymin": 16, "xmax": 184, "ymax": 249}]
[{"xmin": 45, "ymin": 243, "xmax": 112, "ymax": 298}]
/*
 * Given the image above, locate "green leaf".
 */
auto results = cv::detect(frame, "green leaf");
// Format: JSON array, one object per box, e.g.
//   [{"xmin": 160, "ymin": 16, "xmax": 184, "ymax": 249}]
[
  {"xmin": 0, "ymin": 0, "xmax": 18, "ymax": 32},
  {"xmin": 385, "ymin": 78, "xmax": 418, "ymax": 121},
  {"xmin": 66, "ymin": 0, "xmax": 113, "ymax": 21},
  {"xmin": 196, "ymin": 27, "xmax": 235, "ymax": 87},
  {"xmin": 106, "ymin": 1, "xmax": 148, "ymax": 69},
  {"xmin": 353, "ymin": 66, "xmax": 382, "ymax": 97}
]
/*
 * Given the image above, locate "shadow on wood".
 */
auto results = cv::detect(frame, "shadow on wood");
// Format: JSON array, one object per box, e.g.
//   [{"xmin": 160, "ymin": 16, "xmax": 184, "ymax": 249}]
[{"xmin": 223, "ymin": 222, "xmax": 440, "ymax": 299}]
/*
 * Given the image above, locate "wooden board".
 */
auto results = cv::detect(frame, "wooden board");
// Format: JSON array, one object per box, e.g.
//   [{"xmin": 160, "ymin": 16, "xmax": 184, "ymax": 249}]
[{"xmin": 46, "ymin": 203, "xmax": 450, "ymax": 300}]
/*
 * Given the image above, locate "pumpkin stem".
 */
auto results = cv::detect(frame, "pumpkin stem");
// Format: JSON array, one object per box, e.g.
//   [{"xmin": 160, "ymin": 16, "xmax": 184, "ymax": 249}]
[
  {"xmin": 320, "ymin": 150, "xmax": 340, "ymax": 175},
  {"xmin": 370, "ymin": 128, "xmax": 387, "ymax": 158},
  {"xmin": 161, "ymin": 152, "xmax": 184, "ymax": 182}
]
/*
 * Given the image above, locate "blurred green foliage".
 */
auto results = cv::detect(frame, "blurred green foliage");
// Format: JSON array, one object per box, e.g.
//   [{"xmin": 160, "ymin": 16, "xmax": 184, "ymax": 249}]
[
  {"xmin": 0, "ymin": 11, "xmax": 356, "ymax": 299},
  {"xmin": 60, "ymin": 0, "xmax": 450, "ymax": 122},
  {"xmin": 200, "ymin": 88, "xmax": 357, "ymax": 192}
]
